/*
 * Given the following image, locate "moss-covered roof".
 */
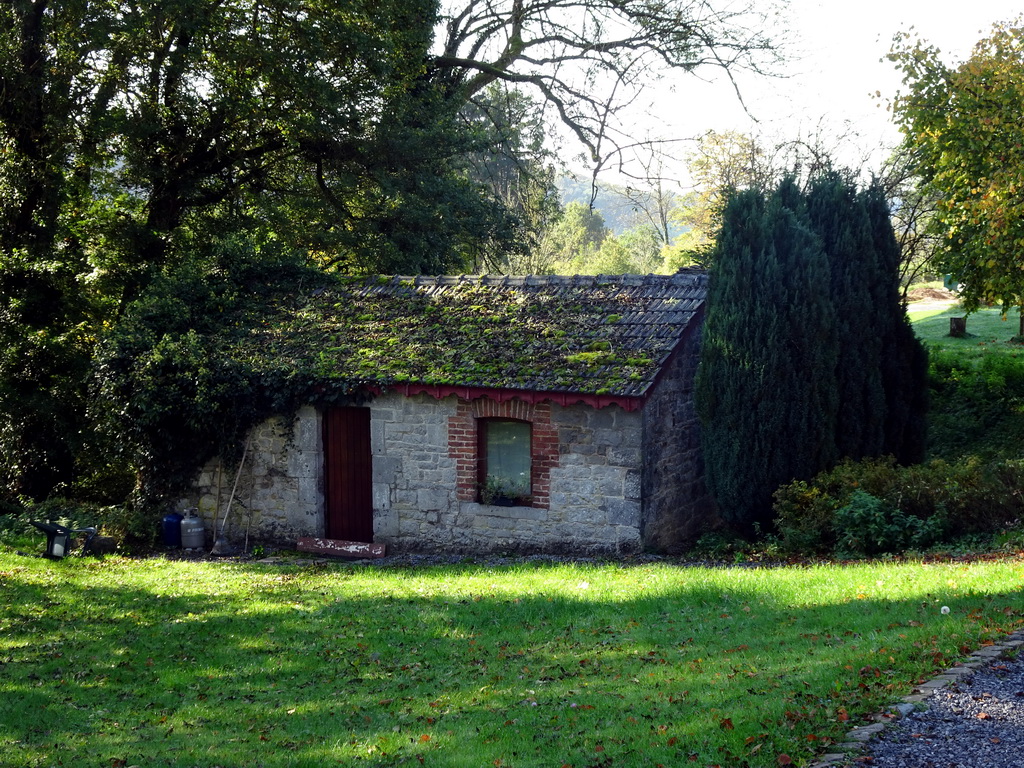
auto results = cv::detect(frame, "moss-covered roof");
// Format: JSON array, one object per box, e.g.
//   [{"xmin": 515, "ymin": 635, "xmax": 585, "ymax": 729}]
[{"xmin": 247, "ymin": 271, "xmax": 707, "ymax": 399}]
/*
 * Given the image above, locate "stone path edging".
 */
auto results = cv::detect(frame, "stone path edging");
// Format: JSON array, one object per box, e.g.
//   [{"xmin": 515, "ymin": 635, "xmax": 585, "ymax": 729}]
[{"xmin": 808, "ymin": 631, "xmax": 1024, "ymax": 767}]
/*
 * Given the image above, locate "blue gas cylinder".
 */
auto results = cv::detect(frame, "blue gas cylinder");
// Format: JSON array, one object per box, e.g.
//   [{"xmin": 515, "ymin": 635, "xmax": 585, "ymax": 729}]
[{"xmin": 162, "ymin": 511, "xmax": 184, "ymax": 547}]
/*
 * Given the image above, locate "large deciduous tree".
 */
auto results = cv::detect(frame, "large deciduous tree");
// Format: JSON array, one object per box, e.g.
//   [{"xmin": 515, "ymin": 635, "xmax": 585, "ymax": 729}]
[
  {"xmin": 0, "ymin": 0, "xmax": 467, "ymax": 499},
  {"xmin": 461, "ymin": 85, "xmax": 561, "ymax": 274},
  {"xmin": 0, "ymin": 0, "xmax": 788, "ymax": 501},
  {"xmin": 429, "ymin": 0, "xmax": 783, "ymax": 169},
  {"xmin": 890, "ymin": 19, "xmax": 1024, "ymax": 329}
]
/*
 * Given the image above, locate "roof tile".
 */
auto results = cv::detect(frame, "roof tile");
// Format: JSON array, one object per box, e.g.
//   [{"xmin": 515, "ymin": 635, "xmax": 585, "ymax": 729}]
[{"xmin": 248, "ymin": 271, "xmax": 707, "ymax": 399}]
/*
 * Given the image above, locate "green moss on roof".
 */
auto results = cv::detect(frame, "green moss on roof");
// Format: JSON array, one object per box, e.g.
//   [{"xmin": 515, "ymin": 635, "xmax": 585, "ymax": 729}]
[{"xmin": 237, "ymin": 273, "xmax": 707, "ymax": 398}]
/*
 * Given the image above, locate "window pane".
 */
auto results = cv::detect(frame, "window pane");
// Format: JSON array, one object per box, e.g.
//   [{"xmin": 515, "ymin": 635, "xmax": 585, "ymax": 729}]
[{"xmin": 486, "ymin": 421, "xmax": 531, "ymax": 496}]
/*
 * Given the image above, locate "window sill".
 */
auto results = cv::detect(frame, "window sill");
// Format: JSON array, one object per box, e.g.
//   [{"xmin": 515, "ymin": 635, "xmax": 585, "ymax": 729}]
[{"xmin": 463, "ymin": 500, "xmax": 548, "ymax": 521}]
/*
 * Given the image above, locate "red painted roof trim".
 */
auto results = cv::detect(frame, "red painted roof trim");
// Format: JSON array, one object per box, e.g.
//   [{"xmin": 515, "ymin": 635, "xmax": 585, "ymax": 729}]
[{"xmin": 377, "ymin": 383, "xmax": 647, "ymax": 412}]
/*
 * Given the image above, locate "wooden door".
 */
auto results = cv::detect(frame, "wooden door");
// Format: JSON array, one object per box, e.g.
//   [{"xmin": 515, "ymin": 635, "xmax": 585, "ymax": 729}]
[{"xmin": 323, "ymin": 407, "xmax": 374, "ymax": 542}]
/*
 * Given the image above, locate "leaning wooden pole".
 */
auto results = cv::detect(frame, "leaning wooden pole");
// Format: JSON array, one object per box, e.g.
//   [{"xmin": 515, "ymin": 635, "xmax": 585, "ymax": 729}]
[{"xmin": 211, "ymin": 434, "xmax": 251, "ymax": 555}]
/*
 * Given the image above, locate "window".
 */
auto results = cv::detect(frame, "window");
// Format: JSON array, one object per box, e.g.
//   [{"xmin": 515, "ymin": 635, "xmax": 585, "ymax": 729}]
[{"xmin": 478, "ymin": 419, "xmax": 532, "ymax": 504}]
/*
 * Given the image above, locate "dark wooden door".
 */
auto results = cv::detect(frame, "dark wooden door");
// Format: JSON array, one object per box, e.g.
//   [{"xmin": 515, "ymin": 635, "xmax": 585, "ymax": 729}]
[{"xmin": 323, "ymin": 407, "xmax": 374, "ymax": 542}]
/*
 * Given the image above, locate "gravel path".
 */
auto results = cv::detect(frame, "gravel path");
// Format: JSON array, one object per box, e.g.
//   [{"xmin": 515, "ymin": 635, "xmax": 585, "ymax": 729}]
[{"xmin": 850, "ymin": 652, "xmax": 1024, "ymax": 767}]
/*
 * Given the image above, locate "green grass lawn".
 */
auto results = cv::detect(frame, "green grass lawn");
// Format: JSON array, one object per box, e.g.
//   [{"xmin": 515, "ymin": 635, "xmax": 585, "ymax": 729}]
[
  {"xmin": 3, "ymin": 553, "xmax": 1024, "ymax": 767},
  {"xmin": 908, "ymin": 304, "xmax": 1024, "ymax": 359}
]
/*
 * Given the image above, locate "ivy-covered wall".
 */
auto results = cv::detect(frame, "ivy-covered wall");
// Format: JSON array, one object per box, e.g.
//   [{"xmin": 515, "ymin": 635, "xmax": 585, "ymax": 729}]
[{"xmin": 187, "ymin": 405, "xmax": 325, "ymax": 546}]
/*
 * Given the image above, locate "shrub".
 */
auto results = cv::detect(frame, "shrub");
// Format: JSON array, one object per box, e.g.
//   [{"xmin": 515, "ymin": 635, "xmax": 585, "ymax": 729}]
[
  {"xmin": 28, "ymin": 497, "xmax": 101, "ymax": 529},
  {"xmin": 928, "ymin": 349, "xmax": 1024, "ymax": 462},
  {"xmin": 97, "ymin": 503, "xmax": 158, "ymax": 546},
  {"xmin": 774, "ymin": 456, "xmax": 1024, "ymax": 555},
  {"xmin": 834, "ymin": 490, "xmax": 944, "ymax": 556},
  {"xmin": 14, "ymin": 497, "xmax": 156, "ymax": 548},
  {"xmin": 772, "ymin": 479, "xmax": 843, "ymax": 554}
]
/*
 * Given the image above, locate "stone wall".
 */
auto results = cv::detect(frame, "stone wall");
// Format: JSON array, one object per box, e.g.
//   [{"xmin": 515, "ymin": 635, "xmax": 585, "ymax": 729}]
[
  {"xmin": 369, "ymin": 392, "xmax": 460, "ymax": 546},
  {"xmin": 184, "ymin": 404, "xmax": 324, "ymax": 547},
  {"xmin": 186, "ymin": 392, "xmax": 646, "ymax": 554},
  {"xmin": 547, "ymin": 402, "xmax": 643, "ymax": 553},
  {"xmin": 379, "ymin": 391, "xmax": 643, "ymax": 554},
  {"xmin": 640, "ymin": 312, "xmax": 714, "ymax": 550}
]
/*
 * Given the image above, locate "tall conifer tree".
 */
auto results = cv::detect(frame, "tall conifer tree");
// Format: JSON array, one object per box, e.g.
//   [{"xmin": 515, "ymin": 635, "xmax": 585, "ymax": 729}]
[
  {"xmin": 806, "ymin": 172, "xmax": 887, "ymax": 459},
  {"xmin": 863, "ymin": 181, "xmax": 929, "ymax": 463},
  {"xmin": 696, "ymin": 174, "xmax": 928, "ymax": 529},
  {"xmin": 696, "ymin": 180, "xmax": 836, "ymax": 527}
]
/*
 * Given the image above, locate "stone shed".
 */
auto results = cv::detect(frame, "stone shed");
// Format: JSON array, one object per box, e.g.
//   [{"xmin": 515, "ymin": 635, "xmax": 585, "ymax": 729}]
[{"xmin": 185, "ymin": 271, "xmax": 711, "ymax": 554}]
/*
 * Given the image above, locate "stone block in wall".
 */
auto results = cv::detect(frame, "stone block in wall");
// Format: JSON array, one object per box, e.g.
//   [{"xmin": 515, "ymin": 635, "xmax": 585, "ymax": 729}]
[
  {"xmin": 593, "ymin": 429, "xmax": 624, "ymax": 449},
  {"xmin": 414, "ymin": 469, "xmax": 449, "ymax": 487},
  {"xmin": 394, "ymin": 489, "xmax": 418, "ymax": 509},
  {"xmin": 553, "ymin": 407, "xmax": 589, "ymax": 427},
  {"xmin": 473, "ymin": 514, "xmax": 518, "ymax": 532},
  {"xmin": 608, "ymin": 446, "xmax": 642, "ymax": 467},
  {"xmin": 287, "ymin": 453, "xmax": 318, "ymax": 479},
  {"xmin": 372, "ymin": 482, "xmax": 392, "ymax": 511},
  {"xmin": 567, "ymin": 505, "xmax": 603, "ymax": 524},
  {"xmin": 373, "ymin": 407, "xmax": 397, "ymax": 424},
  {"xmin": 371, "ymin": 419, "xmax": 387, "ymax": 454},
  {"xmin": 294, "ymin": 407, "xmax": 320, "ymax": 449},
  {"xmin": 548, "ymin": 491, "xmax": 585, "ymax": 510},
  {"xmin": 411, "ymin": 452, "xmax": 438, "ymax": 467},
  {"xmin": 424, "ymin": 423, "xmax": 447, "ymax": 447},
  {"xmin": 599, "ymin": 470, "xmax": 626, "ymax": 497},
  {"xmin": 198, "ymin": 495, "xmax": 219, "ymax": 521},
  {"xmin": 624, "ymin": 470, "xmax": 641, "ymax": 500},
  {"xmin": 375, "ymin": 507, "xmax": 399, "ymax": 537},
  {"xmin": 554, "ymin": 452, "xmax": 585, "ymax": 467},
  {"xmin": 417, "ymin": 488, "xmax": 449, "ymax": 511},
  {"xmin": 297, "ymin": 476, "xmax": 320, "ymax": 506},
  {"xmin": 372, "ymin": 455, "xmax": 400, "ymax": 485},
  {"xmin": 605, "ymin": 498, "xmax": 640, "ymax": 528},
  {"xmin": 587, "ymin": 408, "xmax": 617, "ymax": 430},
  {"xmin": 558, "ymin": 427, "xmax": 583, "ymax": 447},
  {"xmin": 461, "ymin": 501, "xmax": 548, "ymax": 522}
]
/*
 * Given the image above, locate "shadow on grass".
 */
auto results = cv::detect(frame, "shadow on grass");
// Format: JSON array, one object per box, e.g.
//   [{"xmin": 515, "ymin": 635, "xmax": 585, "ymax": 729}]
[{"xmin": 1, "ymin": 557, "xmax": 1023, "ymax": 767}]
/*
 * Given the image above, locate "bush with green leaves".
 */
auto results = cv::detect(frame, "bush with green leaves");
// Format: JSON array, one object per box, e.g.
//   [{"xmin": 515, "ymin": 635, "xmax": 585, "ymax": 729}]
[
  {"xmin": 0, "ymin": 497, "xmax": 154, "ymax": 549},
  {"xmin": 928, "ymin": 348, "xmax": 1024, "ymax": 463},
  {"xmin": 834, "ymin": 489, "xmax": 945, "ymax": 556},
  {"xmin": 774, "ymin": 456, "xmax": 1024, "ymax": 555}
]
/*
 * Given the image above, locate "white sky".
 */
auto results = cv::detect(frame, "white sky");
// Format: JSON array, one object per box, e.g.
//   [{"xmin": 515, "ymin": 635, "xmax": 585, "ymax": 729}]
[{"xmin": 629, "ymin": 0, "xmax": 1023, "ymax": 183}]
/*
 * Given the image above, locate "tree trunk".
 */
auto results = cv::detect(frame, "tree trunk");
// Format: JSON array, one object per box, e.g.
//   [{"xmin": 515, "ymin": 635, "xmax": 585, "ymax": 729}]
[{"xmin": 949, "ymin": 316, "xmax": 968, "ymax": 337}]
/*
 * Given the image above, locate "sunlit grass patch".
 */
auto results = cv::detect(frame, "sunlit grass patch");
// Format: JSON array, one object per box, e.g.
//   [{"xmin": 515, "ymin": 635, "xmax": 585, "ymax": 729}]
[
  {"xmin": 1, "ymin": 554, "xmax": 1023, "ymax": 767},
  {"xmin": 909, "ymin": 305, "xmax": 1022, "ymax": 358}
]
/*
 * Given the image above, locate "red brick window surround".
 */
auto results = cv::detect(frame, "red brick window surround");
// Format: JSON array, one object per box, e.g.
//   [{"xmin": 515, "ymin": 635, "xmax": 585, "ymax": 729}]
[{"xmin": 449, "ymin": 397, "xmax": 557, "ymax": 508}]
